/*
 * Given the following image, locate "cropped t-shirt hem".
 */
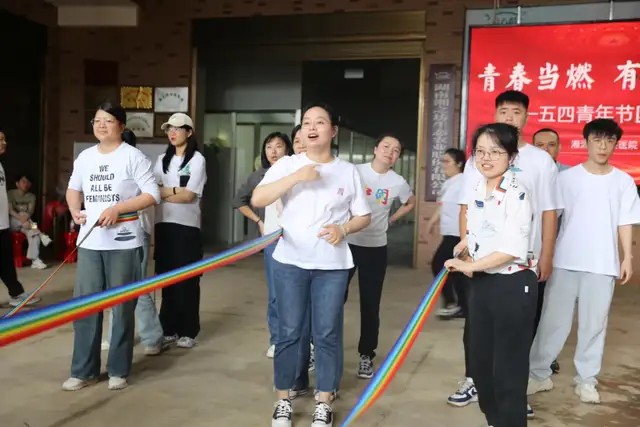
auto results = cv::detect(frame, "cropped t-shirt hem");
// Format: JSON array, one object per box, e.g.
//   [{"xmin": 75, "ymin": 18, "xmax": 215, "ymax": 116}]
[{"xmin": 272, "ymin": 255, "xmax": 354, "ymax": 271}]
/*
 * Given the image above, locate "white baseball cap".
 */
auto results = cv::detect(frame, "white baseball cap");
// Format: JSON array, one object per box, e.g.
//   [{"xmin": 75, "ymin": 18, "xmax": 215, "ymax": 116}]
[{"xmin": 161, "ymin": 113, "xmax": 194, "ymax": 131}]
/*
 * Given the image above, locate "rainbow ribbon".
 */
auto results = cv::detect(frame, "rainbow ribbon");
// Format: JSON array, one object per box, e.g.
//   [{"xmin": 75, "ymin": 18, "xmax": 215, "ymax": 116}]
[
  {"xmin": 0, "ymin": 230, "xmax": 282, "ymax": 348},
  {"xmin": 341, "ymin": 267, "xmax": 450, "ymax": 426}
]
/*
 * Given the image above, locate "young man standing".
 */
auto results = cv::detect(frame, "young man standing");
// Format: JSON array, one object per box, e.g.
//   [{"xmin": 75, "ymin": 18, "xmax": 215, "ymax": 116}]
[
  {"xmin": 0, "ymin": 129, "xmax": 40, "ymax": 306},
  {"xmin": 528, "ymin": 119, "xmax": 640, "ymax": 404},
  {"xmin": 533, "ymin": 128, "xmax": 570, "ymax": 172},
  {"xmin": 448, "ymin": 91, "xmax": 562, "ymax": 420}
]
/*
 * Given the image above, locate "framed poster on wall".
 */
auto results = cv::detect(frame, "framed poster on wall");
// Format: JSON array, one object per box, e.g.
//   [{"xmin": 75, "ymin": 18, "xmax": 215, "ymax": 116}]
[{"xmin": 154, "ymin": 87, "xmax": 189, "ymax": 113}]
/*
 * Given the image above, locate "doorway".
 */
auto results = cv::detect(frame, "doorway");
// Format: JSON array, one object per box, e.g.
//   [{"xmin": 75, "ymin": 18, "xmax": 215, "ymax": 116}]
[{"xmin": 201, "ymin": 111, "xmax": 298, "ymax": 247}]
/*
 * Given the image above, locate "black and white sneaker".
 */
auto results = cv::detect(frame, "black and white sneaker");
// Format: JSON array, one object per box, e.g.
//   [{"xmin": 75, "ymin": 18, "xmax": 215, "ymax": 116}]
[
  {"xmin": 311, "ymin": 402, "xmax": 333, "ymax": 427},
  {"xmin": 272, "ymin": 398, "xmax": 293, "ymax": 427},
  {"xmin": 357, "ymin": 354, "xmax": 374, "ymax": 379}
]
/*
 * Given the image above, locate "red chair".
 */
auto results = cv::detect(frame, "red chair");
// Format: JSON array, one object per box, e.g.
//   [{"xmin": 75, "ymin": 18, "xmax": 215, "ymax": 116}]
[
  {"xmin": 42, "ymin": 201, "xmax": 68, "ymax": 234},
  {"xmin": 63, "ymin": 231, "xmax": 79, "ymax": 263},
  {"xmin": 11, "ymin": 232, "xmax": 28, "ymax": 268}
]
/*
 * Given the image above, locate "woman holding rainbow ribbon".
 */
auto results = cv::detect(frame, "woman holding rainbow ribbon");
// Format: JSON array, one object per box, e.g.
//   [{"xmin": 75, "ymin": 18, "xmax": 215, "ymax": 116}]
[
  {"xmin": 64, "ymin": 101, "xmax": 160, "ymax": 392},
  {"xmin": 252, "ymin": 103, "xmax": 371, "ymax": 427}
]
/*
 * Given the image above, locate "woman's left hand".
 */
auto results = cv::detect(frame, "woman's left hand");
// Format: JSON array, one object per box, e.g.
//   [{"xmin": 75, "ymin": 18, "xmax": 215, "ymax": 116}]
[
  {"xmin": 444, "ymin": 258, "xmax": 474, "ymax": 275},
  {"xmin": 318, "ymin": 224, "xmax": 345, "ymax": 246},
  {"xmin": 98, "ymin": 206, "xmax": 120, "ymax": 227}
]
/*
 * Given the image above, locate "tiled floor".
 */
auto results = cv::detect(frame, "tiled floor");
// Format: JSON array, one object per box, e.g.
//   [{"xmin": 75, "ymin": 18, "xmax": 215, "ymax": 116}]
[{"xmin": 1, "ymin": 254, "xmax": 639, "ymax": 427}]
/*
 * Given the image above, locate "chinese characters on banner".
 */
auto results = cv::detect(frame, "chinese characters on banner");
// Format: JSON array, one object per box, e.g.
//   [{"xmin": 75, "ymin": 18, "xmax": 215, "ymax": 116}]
[
  {"xmin": 425, "ymin": 64, "xmax": 456, "ymax": 202},
  {"xmin": 466, "ymin": 22, "xmax": 640, "ymax": 182}
]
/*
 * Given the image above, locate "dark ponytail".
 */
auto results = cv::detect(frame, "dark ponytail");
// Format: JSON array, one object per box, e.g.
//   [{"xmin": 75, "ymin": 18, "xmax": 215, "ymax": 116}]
[{"xmin": 122, "ymin": 129, "xmax": 137, "ymax": 147}]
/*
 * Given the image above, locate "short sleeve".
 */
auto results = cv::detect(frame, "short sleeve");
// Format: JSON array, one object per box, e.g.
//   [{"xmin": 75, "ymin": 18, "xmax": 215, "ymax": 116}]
[
  {"xmin": 537, "ymin": 153, "xmax": 564, "ymax": 212},
  {"xmin": 349, "ymin": 166, "xmax": 372, "ymax": 217},
  {"xmin": 397, "ymin": 178, "xmax": 413, "ymax": 204},
  {"xmin": 618, "ymin": 174, "xmax": 640, "ymax": 226},
  {"xmin": 258, "ymin": 156, "xmax": 292, "ymax": 186},
  {"xmin": 185, "ymin": 154, "xmax": 207, "ymax": 197},
  {"xmin": 496, "ymin": 188, "xmax": 533, "ymax": 260},
  {"xmin": 68, "ymin": 157, "xmax": 83, "ymax": 192},
  {"xmin": 131, "ymin": 150, "xmax": 160, "ymax": 204},
  {"xmin": 458, "ymin": 158, "xmax": 479, "ymax": 205},
  {"xmin": 153, "ymin": 155, "xmax": 164, "ymax": 185}
]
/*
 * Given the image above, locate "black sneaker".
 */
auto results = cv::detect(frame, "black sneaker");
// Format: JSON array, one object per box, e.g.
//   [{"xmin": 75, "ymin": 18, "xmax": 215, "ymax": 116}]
[
  {"xmin": 357, "ymin": 354, "xmax": 374, "ymax": 379},
  {"xmin": 311, "ymin": 402, "xmax": 333, "ymax": 427},
  {"xmin": 271, "ymin": 398, "xmax": 292, "ymax": 427},
  {"xmin": 551, "ymin": 359, "xmax": 560, "ymax": 374}
]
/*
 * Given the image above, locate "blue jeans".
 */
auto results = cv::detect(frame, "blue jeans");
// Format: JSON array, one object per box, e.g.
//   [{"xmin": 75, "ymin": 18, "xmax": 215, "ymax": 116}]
[
  {"xmin": 263, "ymin": 242, "xmax": 278, "ymax": 346},
  {"xmin": 71, "ymin": 247, "xmax": 142, "ymax": 379},
  {"xmin": 107, "ymin": 232, "xmax": 163, "ymax": 347},
  {"xmin": 272, "ymin": 259, "xmax": 347, "ymax": 392}
]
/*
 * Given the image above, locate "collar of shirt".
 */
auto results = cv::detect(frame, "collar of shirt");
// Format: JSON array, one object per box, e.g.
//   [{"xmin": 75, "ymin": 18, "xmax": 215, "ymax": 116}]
[{"xmin": 474, "ymin": 169, "xmax": 517, "ymax": 206}]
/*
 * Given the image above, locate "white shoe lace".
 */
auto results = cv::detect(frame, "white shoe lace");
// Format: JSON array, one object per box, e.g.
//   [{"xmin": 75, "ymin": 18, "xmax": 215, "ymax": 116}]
[
  {"xmin": 456, "ymin": 380, "xmax": 474, "ymax": 394},
  {"xmin": 313, "ymin": 403, "xmax": 331, "ymax": 422},
  {"xmin": 274, "ymin": 400, "xmax": 292, "ymax": 418},
  {"xmin": 359, "ymin": 356, "xmax": 373, "ymax": 372}
]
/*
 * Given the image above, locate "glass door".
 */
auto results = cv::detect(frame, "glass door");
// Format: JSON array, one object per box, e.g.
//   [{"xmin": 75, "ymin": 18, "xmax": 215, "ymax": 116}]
[{"xmin": 202, "ymin": 111, "xmax": 298, "ymax": 247}]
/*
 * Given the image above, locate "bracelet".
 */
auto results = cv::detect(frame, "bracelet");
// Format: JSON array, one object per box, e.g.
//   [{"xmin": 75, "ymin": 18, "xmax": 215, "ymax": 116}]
[
  {"xmin": 255, "ymin": 218, "xmax": 262, "ymax": 224},
  {"xmin": 339, "ymin": 224, "xmax": 348, "ymax": 237},
  {"xmin": 172, "ymin": 187, "xmax": 177, "ymax": 195}
]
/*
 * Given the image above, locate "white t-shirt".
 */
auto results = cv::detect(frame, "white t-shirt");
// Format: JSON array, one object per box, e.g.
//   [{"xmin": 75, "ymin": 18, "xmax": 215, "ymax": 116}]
[
  {"xmin": 154, "ymin": 151, "xmax": 207, "ymax": 229},
  {"xmin": 263, "ymin": 200, "xmax": 282, "ymax": 235},
  {"xmin": 460, "ymin": 143, "xmax": 562, "ymax": 262},
  {"xmin": 0, "ymin": 162, "xmax": 9, "ymax": 230},
  {"xmin": 438, "ymin": 173, "xmax": 464, "ymax": 237},
  {"xmin": 554, "ymin": 165, "xmax": 640, "ymax": 277},
  {"xmin": 139, "ymin": 207, "xmax": 154, "ymax": 235},
  {"xmin": 258, "ymin": 154, "xmax": 371, "ymax": 270},
  {"xmin": 467, "ymin": 170, "xmax": 536, "ymax": 274},
  {"xmin": 68, "ymin": 143, "xmax": 160, "ymax": 250},
  {"xmin": 347, "ymin": 163, "xmax": 413, "ymax": 247}
]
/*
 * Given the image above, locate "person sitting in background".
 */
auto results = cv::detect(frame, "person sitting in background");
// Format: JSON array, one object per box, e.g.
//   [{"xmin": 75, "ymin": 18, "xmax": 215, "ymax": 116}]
[{"xmin": 8, "ymin": 174, "xmax": 52, "ymax": 269}]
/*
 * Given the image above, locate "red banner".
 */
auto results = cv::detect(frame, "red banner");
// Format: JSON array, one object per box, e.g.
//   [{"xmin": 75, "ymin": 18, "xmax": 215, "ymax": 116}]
[{"xmin": 465, "ymin": 21, "xmax": 640, "ymax": 182}]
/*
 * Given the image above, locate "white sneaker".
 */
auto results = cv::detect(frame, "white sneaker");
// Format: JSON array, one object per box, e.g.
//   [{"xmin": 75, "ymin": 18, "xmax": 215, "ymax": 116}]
[
  {"xmin": 144, "ymin": 344, "xmax": 163, "ymax": 356},
  {"xmin": 101, "ymin": 340, "xmax": 110, "ymax": 351},
  {"xmin": 266, "ymin": 344, "xmax": 275, "ymax": 358},
  {"xmin": 31, "ymin": 259, "xmax": 47, "ymax": 269},
  {"xmin": 164, "ymin": 334, "xmax": 178, "ymax": 345},
  {"xmin": 575, "ymin": 383, "xmax": 600, "ymax": 403},
  {"xmin": 8, "ymin": 292, "xmax": 41, "ymax": 307},
  {"xmin": 176, "ymin": 337, "xmax": 196, "ymax": 348},
  {"xmin": 437, "ymin": 305, "xmax": 461, "ymax": 317},
  {"xmin": 108, "ymin": 376, "xmax": 128, "ymax": 390},
  {"xmin": 62, "ymin": 377, "xmax": 97, "ymax": 391},
  {"xmin": 40, "ymin": 234, "xmax": 52, "ymax": 247},
  {"xmin": 527, "ymin": 376, "xmax": 554, "ymax": 395}
]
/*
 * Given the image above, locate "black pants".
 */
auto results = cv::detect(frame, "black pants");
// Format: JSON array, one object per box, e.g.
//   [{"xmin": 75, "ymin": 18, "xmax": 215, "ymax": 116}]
[
  {"xmin": 431, "ymin": 235, "xmax": 466, "ymax": 308},
  {"xmin": 155, "ymin": 222, "xmax": 203, "ymax": 339},
  {"xmin": 0, "ymin": 228, "xmax": 25, "ymax": 298},
  {"xmin": 468, "ymin": 270, "xmax": 538, "ymax": 427},
  {"xmin": 345, "ymin": 244, "xmax": 387, "ymax": 359},
  {"xmin": 533, "ymin": 280, "xmax": 546, "ymax": 340}
]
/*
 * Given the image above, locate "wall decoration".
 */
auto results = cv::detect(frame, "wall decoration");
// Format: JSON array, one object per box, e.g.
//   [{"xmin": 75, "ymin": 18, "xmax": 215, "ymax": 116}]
[
  {"xmin": 424, "ymin": 64, "xmax": 456, "ymax": 202},
  {"xmin": 154, "ymin": 87, "xmax": 189, "ymax": 113},
  {"xmin": 120, "ymin": 86, "xmax": 154, "ymax": 110},
  {"xmin": 126, "ymin": 112, "xmax": 154, "ymax": 138}
]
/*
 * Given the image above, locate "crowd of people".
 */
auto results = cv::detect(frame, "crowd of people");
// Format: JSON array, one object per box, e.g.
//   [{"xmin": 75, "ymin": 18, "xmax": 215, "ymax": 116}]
[{"xmin": 0, "ymin": 89, "xmax": 637, "ymax": 427}]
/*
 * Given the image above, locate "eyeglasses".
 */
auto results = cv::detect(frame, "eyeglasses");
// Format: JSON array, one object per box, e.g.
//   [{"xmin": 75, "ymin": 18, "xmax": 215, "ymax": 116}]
[
  {"xmin": 90, "ymin": 118, "xmax": 117, "ymax": 126},
  {"xmin": 589, "ymin": 137, "xmax": 617, "ymax": 148},
  {"xmin": 474, "ymin": 148, "xmax": 508, "ymax": 161},
  {"xmin": 164, "ymin": 126, "xmax": 187, "ymax": 134}
]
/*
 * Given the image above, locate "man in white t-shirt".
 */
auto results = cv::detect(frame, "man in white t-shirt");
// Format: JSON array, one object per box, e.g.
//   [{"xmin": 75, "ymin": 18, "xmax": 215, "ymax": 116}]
[
  {"xmin": 528, "ymin": 119, "xmax": 640, "ymax": 404},
  {"xmin": 0, "ymin": 130, "xmax": 40, "ymax": 307},
  {"xmin": 449, "ymin": 91, "xmax": 562, "ymax": 419}
]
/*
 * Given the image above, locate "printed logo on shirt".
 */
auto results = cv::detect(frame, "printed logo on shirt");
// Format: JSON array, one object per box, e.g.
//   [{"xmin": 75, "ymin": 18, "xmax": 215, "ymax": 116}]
[
  {"xmin": 337, "ymin": 187, "xmax": 344, "ymax": 196},
  {"xmin": 179, "ymin": 164, "xmax": 191, "ymax": 176},
  {"xmin": 364, "ymin": 186, "xmax": 390, "ymax": 205},
  {"xmin": 519, "ymin": 192, "xmax": 526, "ymax": 200},
  {"xmin": 114, "ymin": 225, "xmax": 136, "ymax": 242},
  {"xmin": 508, "ymin": 165, "xmax": 522, "ymax": 173},
  {"xmin": 475, "ymin": 200, "xmax": 484, "ymax": 208}
]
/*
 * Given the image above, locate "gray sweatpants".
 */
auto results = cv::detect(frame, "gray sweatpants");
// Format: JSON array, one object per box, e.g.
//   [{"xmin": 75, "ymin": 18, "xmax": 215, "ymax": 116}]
[{"xmin": 529, "ymin": 268, "xmax": 615, "ymax": 386}]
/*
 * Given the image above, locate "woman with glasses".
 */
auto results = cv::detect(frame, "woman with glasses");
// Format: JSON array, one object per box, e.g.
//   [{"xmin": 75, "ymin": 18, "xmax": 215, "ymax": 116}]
[
  {"xmin": 154, "ymin": 113, "xmax": 207, "ymax": 349},
  {"xmin": 426, "ymin": 148, "xmax": 467, "ymax": 319},
  {"xmin": 445, "ymin": 123, "xmax": 537, "ymax": 427},
  {"xmin": 63, "ymin": 101, "xmax": 160, "ymax": 391}
]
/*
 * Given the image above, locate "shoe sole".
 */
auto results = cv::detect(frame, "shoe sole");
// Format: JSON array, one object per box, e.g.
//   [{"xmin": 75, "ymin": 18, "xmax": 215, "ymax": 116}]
[
  {"xmin": 108, "ymin": 383, "xmax": 128, "ymax": 391},
  {"xmin": 62, "ymin": 379, "xmax": 99, "ymax": 391},
  {"xmin": 446, "ymin": 396, "xmax": 478, "ymax": 407},
  {"xmin": 357, "ymin": 373, "xmax": 373, "ymax": 379},
  {"xmin": 527, "ymin": 381, "xmax": 553, "ymax": 396}
]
